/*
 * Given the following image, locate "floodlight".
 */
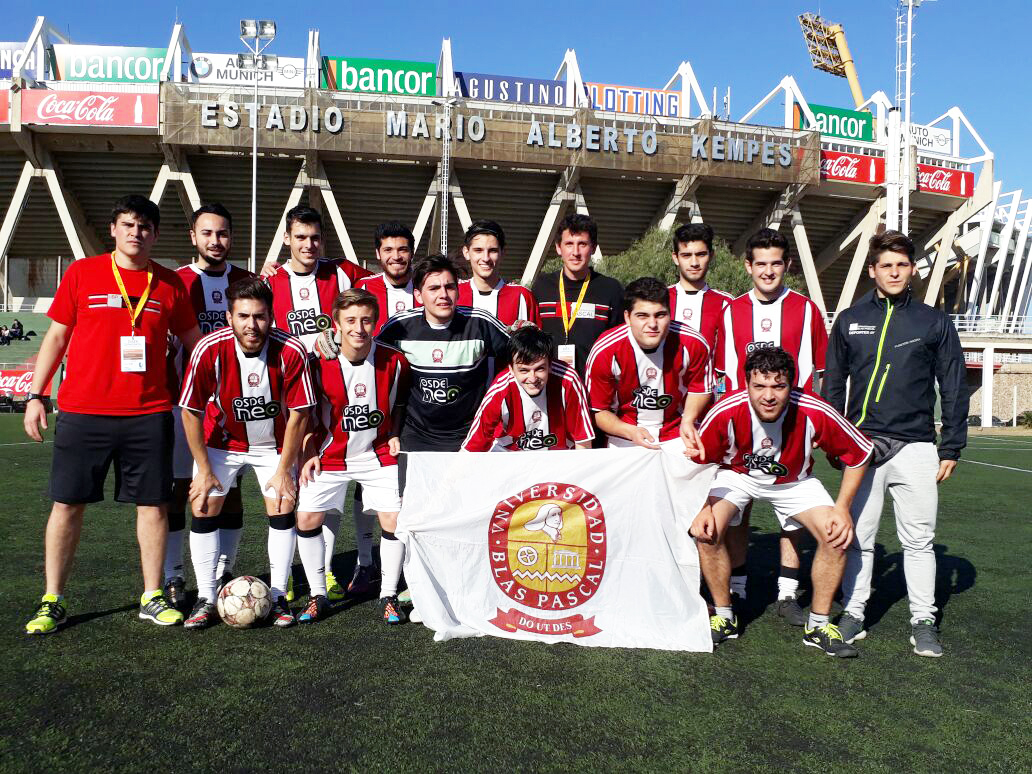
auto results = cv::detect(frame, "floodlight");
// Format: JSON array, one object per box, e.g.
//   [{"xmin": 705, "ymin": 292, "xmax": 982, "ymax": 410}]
[
  {"xmin": 257, "ymin": 21, "xmax": 277, "ymax": 39},
  {"xmin": 240, "ymin": 20, "xmax": 258, "ymax": 38}
]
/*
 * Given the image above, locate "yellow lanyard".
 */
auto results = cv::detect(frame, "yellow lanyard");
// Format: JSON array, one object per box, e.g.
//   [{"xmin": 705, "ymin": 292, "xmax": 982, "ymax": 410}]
[
  {"xmin": 559, "ymin": 272, "xmax": 591, "ymax": 336},
  {"xmin": 111, "ymin": 254, "xmax": 153, "ymax": 334}
]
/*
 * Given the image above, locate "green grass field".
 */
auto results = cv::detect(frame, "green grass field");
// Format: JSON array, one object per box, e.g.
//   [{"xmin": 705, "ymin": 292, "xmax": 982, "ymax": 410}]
[{"xmin": 0, "ymin": 415, "xmax": 1028, "ymax": 773}]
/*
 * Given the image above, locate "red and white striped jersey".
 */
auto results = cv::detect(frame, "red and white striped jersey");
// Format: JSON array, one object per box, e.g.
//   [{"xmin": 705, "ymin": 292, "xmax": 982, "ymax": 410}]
[
  {"xmin": 462, "ymin": 361, "xmax": 594, "ymax": 452},
  {"xmin": 715, "ymin": 288, "xmax": 828, "ymax": 391},
  {"xmin": 585, "ymin": 322, "xmax": 713, "ymax": 445},
  {"xmin": 667, "ymin": 283, "xmax": 732, "ymax": 352},
  {"xmin": 698, "ymin": 388, "xmax": 872, "ymax": 484},
  {"xmin": 457, "ymin": 279, "xmax": 541, "ymax": 327},
  {"xmin": 266, "ymin": 259, "xmax": 371, "ymax": 352},
  {"xmin": 310, "ymin": 342, "xmax": 411, "ymax": 471},
  {"xmin": 180, "ymin": 327, "xmax": 315, "ymax": 453},
  {"xmin": 356, "ymin": 272, "xmax": 420, "ymax": 335}
]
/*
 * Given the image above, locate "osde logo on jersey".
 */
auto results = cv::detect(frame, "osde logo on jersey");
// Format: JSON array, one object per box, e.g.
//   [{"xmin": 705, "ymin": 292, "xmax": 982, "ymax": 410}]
[
  {"xmin": 340, "ymin": 404, "xmax": 385, "ymax": 432},
  {"xmin": 231, "ymin": 396, "xmax": 281, "ymax": 422},
  {"xmin": 286, "ymin": 308, "xmax": 332, "ymax": 336},
  {"xmin": 745, "ymin": 340, "xmax": 777, "ymax": 355},
  {"xmin": 630, "ymin": 385, "xmax": 672, "ymax": 410},
  {"xmin": 516, "ymin": 427, "xmax": 558, "ymax": 451},
  {"xmin": 419, "ymin": 376, "xmax": 460, "ymax": 404},
  {"xmin": 742, "ymin": 452, "xmax": 789, "ymax": 477},
  {"xmin": 197, "ymin": 310, "xmax": 227, "ymax": 334}
]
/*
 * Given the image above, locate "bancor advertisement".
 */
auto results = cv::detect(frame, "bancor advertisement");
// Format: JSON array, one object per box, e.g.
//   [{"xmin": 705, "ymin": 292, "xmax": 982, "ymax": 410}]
[
  {"xmin": 795, "ymin": 102, "xmax": 874, "ymax": 142},
  {"xmin": 52, "ymin": 44, "xmax": 167, "ymax": 83},
  {"xmin": 321, "ymin": 56, "xmax": 436, "ymax": 96}
]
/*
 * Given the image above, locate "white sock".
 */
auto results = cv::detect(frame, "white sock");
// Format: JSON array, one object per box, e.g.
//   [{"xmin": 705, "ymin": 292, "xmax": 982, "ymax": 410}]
[
  {"xmin": 715, "ymin": 605, "xmax": 733, "ymax": 621},
  {"xmin": 216, "ymin": 528, "xmax": 243, "ymax": 579},
  {"xmin": 297, "ymin": 526, "xmax": 327, "ymax": 597},
  {"xmin": 164, "ymin": 528, "xmax": 185, "ymax": 582},
  {"xmin": 322, "ymin": 510, "xmax": 341, "ymax": 575},
  {"xmin": 189, "ymin": 520, "xmax": 220, "ymax": 601},
  {"xmin": 808, "ymin": 611, "xmax": 829, "ymax": 629},
  {"xmin": 379, "ymin": 532, "xmax": 405, "ymax": 598},
  {"xmin": 267, "ymin": 514, "xmax": 297, "ymax": 600},
  {"xmin": 354, "ymin": 500, "xmax": 376, "ymax": 567},
  {"xmin": 777, "ymin": 576, "xmax": 799, "ymax": 600}
]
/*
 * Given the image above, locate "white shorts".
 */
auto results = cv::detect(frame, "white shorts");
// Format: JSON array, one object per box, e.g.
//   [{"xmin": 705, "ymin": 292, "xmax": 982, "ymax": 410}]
[
  {"xmin": 200, "ymin": 447, "xmax": 293, "ymax": 501},
  {"xmin": 297, "ymin": 466, "xmax": 401, "ymax": 514},
  {"xmin": 172, "ymin": 406, "xmax": 194, "ymax": 480},
  {"xmin": 708, "ymin": 468, "xmax": 834, "ymax": 531}
]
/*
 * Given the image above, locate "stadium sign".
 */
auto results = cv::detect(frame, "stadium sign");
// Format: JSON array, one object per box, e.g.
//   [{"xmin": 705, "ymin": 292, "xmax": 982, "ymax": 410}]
[
  {"xmin": 909, "ymin": 122, "xmax": 952, "ymax": 155},
  {"xmin": 916, "ymin": 163, "xmax": 973, "ymax": 198},
  {"xmin": 0, "ymin": 42, "xmax": 43, "ymax": 79},
  {"xmin": 796, "ymin": 103, "xmax": 874, "ymax": 142},
  {"xmin": 0, "ymin": 91, "xmax": 7, "ymax": 124},
  {"xmin": 455, "ymin": 72, "xmax": 564, "ymax": 107},
  {"xmin": 0, "ymin": 369, "xmax": 41, "ymax": 396},
  {"xmin": 321, "ymin": 56, "xmax": 436, "ymax": 96},
  {"xmin": 22, "ymin": 90, "xmax": 159, "ymax": 128},
  {"xmin": 820, "ymin": 150, "xmax": 885, "ymax": 184},
  {"xmin": 52, "ymin": 44, "xmax": 167, "ymax": 83},
  {"xmin": 585, "ymin": 82, "xmax": 679, "ymax": 117},
  {"xmin": 189, "ymin": 52, "xmax": 305, "ymax": 88},
  {"xmin": 198, "ymin": 101, "xmax": 345, "ymax": 133}
]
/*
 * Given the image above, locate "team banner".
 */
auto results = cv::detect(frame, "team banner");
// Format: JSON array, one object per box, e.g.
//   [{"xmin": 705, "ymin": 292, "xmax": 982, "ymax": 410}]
[{"xmin": 399, "ymin": 447, "xmax": 715, "ymax": 651}]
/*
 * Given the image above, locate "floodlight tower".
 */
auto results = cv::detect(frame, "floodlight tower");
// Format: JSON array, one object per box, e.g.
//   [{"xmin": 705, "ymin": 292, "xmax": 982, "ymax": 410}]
[
  {"xmin": 239, "ymin": 19, "xmax": 277, "ymax": 273},
  {"xmin": 894, "ymin": 0, "xmax": 934, "ymax": 236},
  {"xmin": 798, "ymin": 13, "xmax": 865, "ymax": 109}
]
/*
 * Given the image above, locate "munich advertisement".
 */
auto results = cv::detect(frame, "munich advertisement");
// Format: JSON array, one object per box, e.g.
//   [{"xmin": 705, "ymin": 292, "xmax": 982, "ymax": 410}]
[{"xmin": 189, "ymin": 52, "xmax": 306, "ymax": 88}]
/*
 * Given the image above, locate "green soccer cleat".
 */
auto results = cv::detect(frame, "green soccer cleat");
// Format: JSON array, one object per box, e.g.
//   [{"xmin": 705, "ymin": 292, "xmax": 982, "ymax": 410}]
[
  {"xmin": 803, "ymin": 622, "xmax": 859, "ymax": 658},
  {"xmin": 25, "ymin": 594, "xmax": 67, "ymax": 635},
  {"xmin": 710, "ymin": 613, "xmax": 739, "ymax": 645},
  {"xmin": 325, "ymin": 571, "xmax": 346, "ymax": 602},
  {"xmin": 139, "ymin": 590, "xmax": 184, "ymax": 626},
  {"xmin": 285, "ymin": 575, "xmax": 296, "ymax": 603}
]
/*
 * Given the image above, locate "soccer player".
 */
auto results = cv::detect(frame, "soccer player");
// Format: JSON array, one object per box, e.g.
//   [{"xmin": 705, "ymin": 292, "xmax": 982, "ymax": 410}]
[
  {"xmin": 457, "ymin": 220, "xmax": 540, "ymax": 328},
  {"xmin": 823, "ymin": 231, "xmax": 968, "ymax": 656},
  {"xmin": 179, "ymin": 278, "xmax": 314, "ymax": 629},
  {"xmin": 531, "ymin": 213, "xmax": 623, "ymax": 376},
  {"xmin": 356, "ymin": 221, "xmax": 421, "ymax": 335},
  {"xmin": 691, "ymin": 347, "xmax": 872, "ymax": 657},
  {"xmin": 462, "ymin": 325, "xmax": 594, "ymax": 452},
  {"xmin": 668, "ymin": 222, "xmax": 732, "ymax": 354},
  {"xmin": 296, "ymin": 289, "xmax": 411, "ymax": 624},
  {"xmin": 266, "ymin": 205, "xmax": 371, "ymax": 602},
  {"xmin": 164, "ymin": 203, "xmax": 254, "ymax": 611},
  {"xmin": 23, "ymin": 195, "xmax": 201, "ymax": 634},
  {"xmin": 716, "ymin": 227, "xmax": 829, "ymax": 624},
  {"xmin": 585, "ymin": 277, "xmax": 712, "ymax": 453}
]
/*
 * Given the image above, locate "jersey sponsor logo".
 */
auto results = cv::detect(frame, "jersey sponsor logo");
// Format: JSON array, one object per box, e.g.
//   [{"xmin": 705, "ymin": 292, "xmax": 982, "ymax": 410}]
[
  {"xmin": 247, "ymin": 373, "xmax": 260, "ymax": 387},
  {"xmin": 746, "ymin": 340, "xmax": 777, "ymax": 354},
  {"xmin": 760, "ymin": 318, "xmax": 773, "ymax": 332},
  {"xmin": 531, "ymin": 409, "xmax": 542, "ymax": 423},
  {"xmin": 848, "ymin": 322, "xmax": 877, "ymax": 336},
  {"xmin": 197, "ymin": 310, "xmax": 227, "ymax": 333},
  {"xmin": 761, "ymin": 437, "xmax": 773, "ymax": 448},
  {"xmin": 631, "ymin": 385, "xmax": 672, "ymax": 410},
  {"xmin": 419, "ymin": 376, "xmax": 460, "ymax": 404},
  {"xmin": 395, "ymin": 300, "xmax": 406, "ymax": 313},
  {"xmin": 516, "ymin": 427, "xmax": 559, "ymax": 451},
  {"xmin": 211, "ymin": 289, "xmax": 223, "ymax": 304},
  {"xmin": 231, "ymin": 395, "xmax": 281, "ymax": 421},
  {"xmin": 645, "ymin": 367, "xmax": 658, "ymax": 381},
  {"xmin": 340, "ymin": 404, "xmax": 385, "ymax": 432},
  {"xmin": 432, "ymin": 348, "xmax": 444, "ymax": 363},
  {"xmin": 683, "ymin": 308, "xmax": 692, "ymax": 320},
  {"xmin": 488, "ymin": 482, "xmax": 606, "ymax": 638},
  {"xmin": 299, "ymin": 287, "xmax": 311, "ymax": 300},
  {"xmin": 354, "ymin": 383, "xmax": 367, "ymax": 398},
  {"xmin": 742, "ymin": 452, "xmax": 789, "ymax": 477},
  {"xmin": 286, "ymin": 308, "xmax": 332, "ymax": 337}
]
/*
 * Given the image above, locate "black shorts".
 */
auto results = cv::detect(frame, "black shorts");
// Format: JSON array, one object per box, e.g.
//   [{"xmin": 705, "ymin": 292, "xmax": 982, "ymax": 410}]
[{"xmin": 50, "ymin": 411, "xmax": 174, "ymax": 506}]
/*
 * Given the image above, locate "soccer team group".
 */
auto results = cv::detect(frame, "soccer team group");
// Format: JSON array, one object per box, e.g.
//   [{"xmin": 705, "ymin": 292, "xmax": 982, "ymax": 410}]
[{"xmin": 22, "ymin": 192, "xmax": 968, "ymax": 659}]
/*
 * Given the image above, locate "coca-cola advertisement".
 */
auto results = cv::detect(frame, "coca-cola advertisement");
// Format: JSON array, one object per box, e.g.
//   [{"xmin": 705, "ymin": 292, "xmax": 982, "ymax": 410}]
[
  {"xmin": 0, "ymin": 370, "xmax": 42, "ymax": 397},
  {"xmin": 21, "ymin": 89, "xmax": 158, "ymax": 128},
  {"xmin": 0, "ymin": 90, "xmax": 8, "ymax": 124},
  {"xmin": 916, "ymin": 163, "xmax": 974, "ymax": 198},
  {"xmin": 819, "ymin": 151, "xmax": 885, "ymax": 185}
]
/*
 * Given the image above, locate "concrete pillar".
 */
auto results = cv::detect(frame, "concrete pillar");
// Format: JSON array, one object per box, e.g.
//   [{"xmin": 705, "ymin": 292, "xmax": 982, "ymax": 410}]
[{"xmin": 981, "ymin": 346, "xmax": 995, "ymax": 428}]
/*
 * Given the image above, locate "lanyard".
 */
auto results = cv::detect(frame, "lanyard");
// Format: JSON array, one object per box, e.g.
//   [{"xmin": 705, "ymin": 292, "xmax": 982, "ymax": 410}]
[
  {"xmin": 111, "ymin": 254, "xmax": 153, "ymax": 334},
  {"xmin": 559, "ymin": 272, "xmax": 590, "ymax": 336}
]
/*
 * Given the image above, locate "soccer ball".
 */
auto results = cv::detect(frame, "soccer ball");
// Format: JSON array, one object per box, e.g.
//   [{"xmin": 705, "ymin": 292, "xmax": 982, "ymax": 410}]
[{"xmin": 217, "ymin": 575, "xmax": 272, "ymax": 628}]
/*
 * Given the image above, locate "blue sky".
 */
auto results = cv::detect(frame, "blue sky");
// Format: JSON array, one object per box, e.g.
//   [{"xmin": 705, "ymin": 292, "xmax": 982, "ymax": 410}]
[{"xmin": 11, "ymin": 0, "xmax": 1030, "ymax": 194}]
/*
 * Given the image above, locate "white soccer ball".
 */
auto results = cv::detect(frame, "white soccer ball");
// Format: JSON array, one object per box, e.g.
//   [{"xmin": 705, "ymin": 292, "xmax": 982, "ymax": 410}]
[{"xmin": 217, "ymin": 575, "xmax": 273, "ymax": 629}]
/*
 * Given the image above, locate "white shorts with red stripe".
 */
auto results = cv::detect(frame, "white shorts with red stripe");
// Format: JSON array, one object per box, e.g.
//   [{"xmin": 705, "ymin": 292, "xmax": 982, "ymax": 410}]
[
  {"xmin": 199, "ymin": 447, "xmax": 292, "ymax": 502},
  {"xmin": 297, "ymin": 466, "xmax": 401, "ymax": 514},
  {"xmin": 708, "ymin": 468, "xmax": 833, "ymax": 531}
]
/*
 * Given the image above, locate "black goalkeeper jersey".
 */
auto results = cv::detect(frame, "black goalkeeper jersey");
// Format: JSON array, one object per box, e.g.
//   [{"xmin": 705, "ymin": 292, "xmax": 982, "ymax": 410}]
[{"xmin": 376, "ymin": 307, "xmax": 511, "ymax": 448}]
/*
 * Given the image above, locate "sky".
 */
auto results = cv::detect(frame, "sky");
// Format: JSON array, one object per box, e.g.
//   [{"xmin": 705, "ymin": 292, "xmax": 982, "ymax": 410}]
[{"xmin": 9, "ymin": 0, "xmax": 1031, "ymax": 195}]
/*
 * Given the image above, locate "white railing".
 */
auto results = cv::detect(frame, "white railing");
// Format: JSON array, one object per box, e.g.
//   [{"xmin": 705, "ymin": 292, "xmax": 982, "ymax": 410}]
[
  {"xmin": 821, "ymin": 312, "xmax": 1032, "ymax": 337},
  {"xmin": 964, "ymin": 351, "xmax": 1032, "ymax": 365}
]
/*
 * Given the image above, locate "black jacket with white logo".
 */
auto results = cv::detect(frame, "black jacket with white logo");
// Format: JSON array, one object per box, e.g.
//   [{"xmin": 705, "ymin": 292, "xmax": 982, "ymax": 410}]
[{"xmin": 821, "ymin": 289, "xmax": 968, "ymax": 460}]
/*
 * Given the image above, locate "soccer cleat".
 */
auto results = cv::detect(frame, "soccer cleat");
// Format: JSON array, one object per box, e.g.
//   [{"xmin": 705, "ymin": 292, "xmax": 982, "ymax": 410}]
[
  {"xmin": 298, "ymin": 595, "xmax": 331, "ymax": 624},
  {"xmin": 398, "ymin": 588, "xmax": 412, "ymax": 605},
  {"xmin": 910, "ymin": 619, "xmax": 944, "ymax": 658},
  {"xmin": 347, "ymin": 562, "xmax": 381, "ymax": 597},
  {"xmin": 710, "ymin": 614, "xmax": 739, "ymax": 645},
  {"xmin": 837, "ymin": 613, "xmax": 867, "ymax": 644},
  {"xmin": 285, "ymin": 575, "xmax": 296, "ymax": 603},
  {"xmin": 377, "ymin": 595, "xmax": 407, "ymax": 625},
  {"xmin": 803, "ymin": 623, "xmax": 859, "ymax": 658},
  {"xmin": 325, "ymin": 571, "xmax": 346, "ymax": 603},
  {"xmin": 184, "ymin": 598, "xmax": 218, "ymax": 630},
  {"xmin": 775, "ymin": 597, "xmax": 807, "ymax": 627},
  {"xmin": 139, "ymin": 590, "xmax": 184, "ymax": 626},
  {"xmin": 215, "ymin": 571, "xmax": 233, "ymax": 598},
  {"xmin": 271, "ymin": 596, "xmax": 296, "ymax": 628},
  {"xmin": 25, "ymin": 594, "xmax": 67, "ymax": 635},
  {"xmin": 163, "ymin": 576, "xmax": 187, "ymax": 613}
]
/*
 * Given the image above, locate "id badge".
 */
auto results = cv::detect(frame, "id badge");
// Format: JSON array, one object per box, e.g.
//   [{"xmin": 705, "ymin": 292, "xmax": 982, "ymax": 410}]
[
  {"xmin": 557, "ymin": 344, "xmax": 576, "ymax": 367},
  {"xmin": 120, "ymin": 335, "xmax": 146, "ymax": 372},
  {"xmin": 575, "ymin": 302, "xmax": 596, "ymax": 320}
]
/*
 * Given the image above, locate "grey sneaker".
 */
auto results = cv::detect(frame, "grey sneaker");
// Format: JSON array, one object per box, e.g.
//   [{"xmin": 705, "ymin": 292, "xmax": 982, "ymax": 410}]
[
  {"xmin": 910, "ymin": 619, "xmax": 943, "ymax": 657},
  {"xmin": 775, "ymin": 597, "xmax": 806, "ymax": 627},
  {"xmin": 837, "ymin": 613, "xmax": 867, "ymax": 644}
]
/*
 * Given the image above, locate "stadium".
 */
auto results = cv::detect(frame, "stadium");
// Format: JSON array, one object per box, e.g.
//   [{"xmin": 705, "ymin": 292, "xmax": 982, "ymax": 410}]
[{"xmin": 0, "ymin": 8, "xmax": 1029, "ymax": 773}]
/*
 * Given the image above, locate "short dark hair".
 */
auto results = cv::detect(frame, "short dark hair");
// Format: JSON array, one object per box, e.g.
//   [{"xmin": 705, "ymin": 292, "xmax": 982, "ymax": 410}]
[
  {"xmin": 111, "ymin": 195, "xmax": 160, "ymax": 229},
  {"xmin": 464, "ymin": 219, "xmax": 506, "ymax": 250},
  {"xmin": 673, "ymin": 223, "xmax": 714, "ymax": 254},
  {"xmin": 554, "ymin": 213, "xmax": 597, "ymax": 247},
  {"xmin": 332, "ymin": 288, "xmax": 379, "ymax": 323},
  {"xmin": 412, "ymin": 254, "xmax": 459, "ymax": 290},
  {"xmin": 745, "ymin": 228, "xmax": 790, "ymax": 263},
  {"xmin": 374, "ymin": 221, "xmax": 414, "ymax": 252},
  {"xmin": 867, "ymin": 230, "xmax": 915, "ymax": 266},
  {"xmin": 190, "ymin": 203, "xmax": 233, "ymax": 230},
  {"xmin": 508, "ymin": 326, "xmax": 552, "ymax": 366},
  {"xmin": 623, "ymin": 276, "xmax": 671, "ymax": 313},
  {"xmin": 226, "ymin": 277, "xmax": 273, "ymax": 312},
  {"xmin": 744, "ymin": 346, "xmax": 796, "ymax": 385},
  {"xmin": 285, "ymin": 205, "xmax": 322, "ymax": 233}
]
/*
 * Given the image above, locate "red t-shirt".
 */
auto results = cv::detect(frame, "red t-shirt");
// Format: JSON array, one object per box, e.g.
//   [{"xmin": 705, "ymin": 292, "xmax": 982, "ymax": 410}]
[
  {"xmin": 266, "ymin": 259, "xmax": 371, "ymax": 352},
  {"xmin": 457, "ymin": 279, "xmax": 541, "ymax": 328},
  {"xmin": 48, "ymin": 254, "xmax": 196, "ymax": 415},
  {"xmin": 355, "ymin": 273, "xmax": 420, "ymax": 335}
]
